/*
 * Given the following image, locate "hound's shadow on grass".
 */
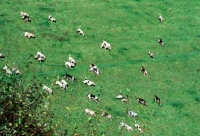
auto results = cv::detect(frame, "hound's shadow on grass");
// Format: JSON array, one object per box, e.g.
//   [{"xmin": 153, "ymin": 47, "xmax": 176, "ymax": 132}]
[
  {"xmin": 118, "ymin": 47, "xmax": 128, "ymax": 55},
  {"xmin": 0, "ymin": 13, "xmax": 7, "ymax": 17},
  {"xmin": 74, "ymin": 53, "xmax": 82, "ymax": 59},
  {"xmin": 170, "ymin": 101, "xmax": 184, "ymax": 109},
  {"xmin": 39, "ymin": 21, "xmax": 50, "ymax": 28},
  {"xmin": 193, "ymin": 97, "xmax": 200, "ymax": 103},
  {"xmin": 121, "ymin": 6, "xmax": 134, "ymax": 13},
  {"xmin": 38, "ymin": 7, "xmax": 55, "ymax": 12},
  {"xmin": 186, "ymin": 89, "xmax": 197, "ymax": 95}
]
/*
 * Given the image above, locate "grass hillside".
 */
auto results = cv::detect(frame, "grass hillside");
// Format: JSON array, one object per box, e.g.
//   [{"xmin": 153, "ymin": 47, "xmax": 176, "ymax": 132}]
[{"xmin": 0, "ymin": 0, "xmax": 200, "ymax": 135}]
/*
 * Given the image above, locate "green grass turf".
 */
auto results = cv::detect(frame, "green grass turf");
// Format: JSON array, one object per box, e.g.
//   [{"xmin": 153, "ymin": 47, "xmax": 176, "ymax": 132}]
[{"xmin": 0, "ymin": 0, "xmax": 200, "ymax": 135}]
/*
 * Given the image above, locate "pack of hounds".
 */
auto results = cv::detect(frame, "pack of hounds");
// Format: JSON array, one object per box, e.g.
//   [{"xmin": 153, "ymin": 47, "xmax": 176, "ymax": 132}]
[{"xmin": 0, "ymin": 11, "xmax": 167, "ymax": 134}]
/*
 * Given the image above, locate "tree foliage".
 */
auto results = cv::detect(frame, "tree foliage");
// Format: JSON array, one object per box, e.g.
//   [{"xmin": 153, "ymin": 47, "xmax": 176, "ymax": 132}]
[{"xmin": 0, "ymin": 74, "xmax": 56, "ymax": 135}]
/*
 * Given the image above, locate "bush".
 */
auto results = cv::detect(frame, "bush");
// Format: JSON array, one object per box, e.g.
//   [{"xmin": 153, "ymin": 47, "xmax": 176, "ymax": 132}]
[{"xmin": 0, "ymin": 74, "xmax": 56, "ymax": 135}]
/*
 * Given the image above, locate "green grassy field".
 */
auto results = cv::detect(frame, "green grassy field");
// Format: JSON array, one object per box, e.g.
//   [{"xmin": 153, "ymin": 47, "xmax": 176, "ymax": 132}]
[{"xmin": 1, "ymin": 0, "xmax": 200, "ymax": 135}]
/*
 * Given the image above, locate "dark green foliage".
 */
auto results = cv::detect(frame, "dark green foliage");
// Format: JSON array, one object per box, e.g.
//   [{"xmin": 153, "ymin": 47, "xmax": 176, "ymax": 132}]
[{"xmin": 0, "ymin": 75, "xmax": 56, "ymax": 135}]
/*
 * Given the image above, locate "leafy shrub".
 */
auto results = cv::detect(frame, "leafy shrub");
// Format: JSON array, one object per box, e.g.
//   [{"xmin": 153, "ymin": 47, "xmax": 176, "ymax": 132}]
[{"xmin": 0, "ymin": 74, "xmax": 56, "ymax": 135}]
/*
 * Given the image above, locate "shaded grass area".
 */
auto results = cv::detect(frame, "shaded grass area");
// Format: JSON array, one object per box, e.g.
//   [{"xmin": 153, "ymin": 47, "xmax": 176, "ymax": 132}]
[{"xmin": 0, "ymin": 0, "xmax": 200, "ymax": 135}]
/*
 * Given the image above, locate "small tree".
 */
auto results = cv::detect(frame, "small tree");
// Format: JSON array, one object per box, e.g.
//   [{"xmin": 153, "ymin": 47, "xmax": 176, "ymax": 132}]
[{"xmin": 0, "ymin": 74, "xmax": 56, "ymax": 135}]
